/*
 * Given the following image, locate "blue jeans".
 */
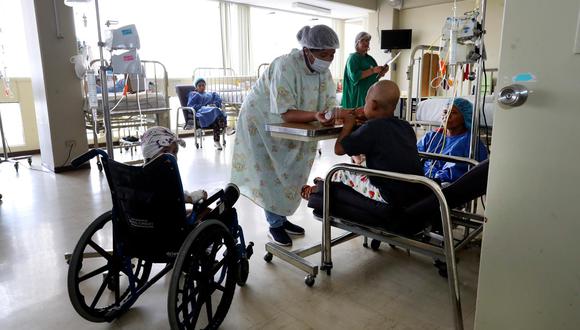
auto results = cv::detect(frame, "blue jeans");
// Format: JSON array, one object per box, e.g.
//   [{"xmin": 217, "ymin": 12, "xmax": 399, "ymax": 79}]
[{"xmin": 264, "ymin": 210, "xmax": 287, "ymax": 228}]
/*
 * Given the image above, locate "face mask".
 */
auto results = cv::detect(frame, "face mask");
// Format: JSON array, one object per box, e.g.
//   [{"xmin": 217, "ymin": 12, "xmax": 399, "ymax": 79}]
[{"xmin": 310, "ymin": 56, "xmax": 331, "ymax": 73}]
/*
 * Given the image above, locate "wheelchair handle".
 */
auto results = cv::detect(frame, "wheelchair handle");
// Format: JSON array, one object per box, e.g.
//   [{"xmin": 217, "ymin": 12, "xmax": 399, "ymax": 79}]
[{"xmin": 71, "ymin": 149, "xmax": 109, "ymax": 168}]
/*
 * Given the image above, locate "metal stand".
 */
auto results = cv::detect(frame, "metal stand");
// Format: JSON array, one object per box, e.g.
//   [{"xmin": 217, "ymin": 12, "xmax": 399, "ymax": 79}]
[{"xmin": 0, "ymin": 107, "xmax": 32, "ymax": 173}]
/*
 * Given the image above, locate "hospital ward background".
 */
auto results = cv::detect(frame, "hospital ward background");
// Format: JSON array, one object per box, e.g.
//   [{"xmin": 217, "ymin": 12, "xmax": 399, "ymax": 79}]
[{"xmin": 0, "ymin": 0, "xmax": 579, "ymax": 329}]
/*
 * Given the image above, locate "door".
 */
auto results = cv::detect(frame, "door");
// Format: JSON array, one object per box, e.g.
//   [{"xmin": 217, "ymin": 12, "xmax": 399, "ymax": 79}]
[{"xmin": 475, "ymin": 1, "xmax": 580, "ymax": 329}]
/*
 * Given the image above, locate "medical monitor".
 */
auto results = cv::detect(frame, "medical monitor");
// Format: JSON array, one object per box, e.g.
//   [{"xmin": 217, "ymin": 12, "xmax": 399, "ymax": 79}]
[{"xmin": 380, "ymin": 29, "xmax": 412, "ymax": 50}]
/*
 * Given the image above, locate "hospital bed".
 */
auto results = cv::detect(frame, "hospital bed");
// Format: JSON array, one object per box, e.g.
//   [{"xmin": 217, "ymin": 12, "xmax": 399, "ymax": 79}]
[
  {"xmin": 192, "ymin": 67, "xmax": 258, "ymax": 118},
  {"xmin": 264, "ymin": 153, "xmax": 487, "ymax": 330},
  {"xmin": 83, "ymin": 60, "xmax": 170, "ymax": 165}
]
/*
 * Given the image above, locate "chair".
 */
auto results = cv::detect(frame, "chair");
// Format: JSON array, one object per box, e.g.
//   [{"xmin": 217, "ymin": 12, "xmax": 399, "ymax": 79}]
[
  {"xmin": 264, "ymin": 153, "xmax": 487, "ymax": 330},
  {"xmin": 66, "ymin": 149, "xmax": 253, "ymax": 329},
  {"xmin": 175, "ymin": 85, "xmax": 226, "ymax": 149}
]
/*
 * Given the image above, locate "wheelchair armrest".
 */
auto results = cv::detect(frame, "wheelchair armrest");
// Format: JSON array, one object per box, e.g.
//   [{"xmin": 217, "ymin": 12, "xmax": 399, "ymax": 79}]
[
  {"xmin": 71, "ymin": 149, "xmax": 109, "ymax": 167},
  {"xmin": 194, "ymin": 189, "xmax": 224, "ymax": 212},
  {"xmin": 418, "ymin": 152, "xmax": 479, "ymax": 166}
]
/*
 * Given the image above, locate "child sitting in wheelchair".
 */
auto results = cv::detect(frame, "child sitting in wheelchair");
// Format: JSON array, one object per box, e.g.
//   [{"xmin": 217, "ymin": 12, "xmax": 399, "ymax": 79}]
[
  {"xmin": 66, "ymin": 127, "xmax": 253, "ymax": 329},
  {"xmin": 141, "ymin": 126, "xmax": 239, "ymax": 222}
]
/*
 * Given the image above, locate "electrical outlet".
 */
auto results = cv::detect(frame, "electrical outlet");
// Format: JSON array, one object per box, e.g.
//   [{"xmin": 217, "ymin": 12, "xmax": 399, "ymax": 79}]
[{"xmin": 65, "ymin": 140, "xmax": 76, "ymax": 148}]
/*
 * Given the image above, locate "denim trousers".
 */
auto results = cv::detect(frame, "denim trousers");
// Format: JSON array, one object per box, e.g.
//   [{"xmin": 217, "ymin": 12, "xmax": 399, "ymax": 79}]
[{"xmin": 264, "ymin": 210, "xmax": 287, "ymax": 228}]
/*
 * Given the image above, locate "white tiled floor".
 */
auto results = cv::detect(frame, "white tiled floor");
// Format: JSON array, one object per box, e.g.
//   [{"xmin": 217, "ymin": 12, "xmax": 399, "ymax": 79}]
[{"xmin": 0, "ymin": 136, "xmax": 480, "ymax": 329}]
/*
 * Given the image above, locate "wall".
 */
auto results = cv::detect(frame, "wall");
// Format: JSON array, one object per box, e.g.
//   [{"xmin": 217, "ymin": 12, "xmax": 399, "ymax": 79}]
[
  {"xmin": 22, "ymin": 0, "xmax": 88, "ymax": 171},
  {"xmin": 367, "ymin": 1, "xmax": 398, "ymax": 80},
  {"xmin": 394, "ymin": 0, "xmax": 504, "ymax": 93}
]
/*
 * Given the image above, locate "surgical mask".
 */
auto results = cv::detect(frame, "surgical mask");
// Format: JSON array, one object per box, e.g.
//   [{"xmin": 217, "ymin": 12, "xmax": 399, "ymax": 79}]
[{"xmin": 310, "ymin": 57, "xmax": 331, "ymax": 73}]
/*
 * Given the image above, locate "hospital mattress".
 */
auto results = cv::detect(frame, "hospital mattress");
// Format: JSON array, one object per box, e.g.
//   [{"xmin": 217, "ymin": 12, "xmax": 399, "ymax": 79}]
[{"xmin": 84, "ymin": 91, "xmax": 168, "ymax": 113}]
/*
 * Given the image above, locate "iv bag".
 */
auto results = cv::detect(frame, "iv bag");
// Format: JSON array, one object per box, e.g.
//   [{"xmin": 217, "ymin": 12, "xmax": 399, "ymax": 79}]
[
  {"xmin": 86, "ymin": 69, "xmax": 98, "ymax": 108},
  {"xmin": 111, "ymin": 49, "xmax": 142, "ymax": 74},
  {"xmin": 105, "ymin": 24, "xmax": 140, "ymax": 50}
]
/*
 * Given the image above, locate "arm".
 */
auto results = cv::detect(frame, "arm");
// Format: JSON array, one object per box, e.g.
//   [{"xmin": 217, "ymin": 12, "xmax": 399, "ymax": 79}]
[
  {"xmin": 187, "ymin": 92, "xmax": 203, "ymax": 111},
  {"xmin": 335, "ymin": 112, "xmax": 357, "ymax": 155},
  {"xmin": 281, "ymin": 109, "xmax": 333, "ymax": 125},
  {"xmin": 212, "ymin": 92, "xmax": 222, "ymax": 109}
]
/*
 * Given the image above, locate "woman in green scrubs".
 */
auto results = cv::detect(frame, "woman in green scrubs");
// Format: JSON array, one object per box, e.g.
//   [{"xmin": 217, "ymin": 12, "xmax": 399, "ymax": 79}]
[{"xmin": 341, "ymin": 32, "xmax": 388, "ymax": 108}]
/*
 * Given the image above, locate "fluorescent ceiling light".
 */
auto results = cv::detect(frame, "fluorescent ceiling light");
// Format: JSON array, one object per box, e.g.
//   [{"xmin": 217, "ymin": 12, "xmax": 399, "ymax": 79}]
[{"xmin": 292, "ymin": 2, "xmax": 332, "ymax": 14}]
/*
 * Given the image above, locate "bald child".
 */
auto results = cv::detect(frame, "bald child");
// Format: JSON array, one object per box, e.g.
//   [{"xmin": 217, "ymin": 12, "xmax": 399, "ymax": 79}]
[{"xmin": 330, "ymin": 80, "xmax": 426, "ymax": 208}]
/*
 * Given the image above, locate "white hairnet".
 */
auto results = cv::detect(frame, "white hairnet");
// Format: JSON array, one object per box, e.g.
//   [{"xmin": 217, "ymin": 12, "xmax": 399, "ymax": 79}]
[
  {"xmin": 355, "ymin": 31, "xmax": 371, "ymax": 47},
  {"xmin": 141, "ymin": 126, "xmax": 185, "ymax": 160},
  {"xmin": 296, "ymin": 25, "xmax": 339, "ymax": 49}
]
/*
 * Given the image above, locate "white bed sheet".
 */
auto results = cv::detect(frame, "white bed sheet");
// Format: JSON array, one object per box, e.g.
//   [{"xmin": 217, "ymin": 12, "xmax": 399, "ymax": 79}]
[{"xmin": 416, "ymin": 95, "xmax": 495, "ymax": 127}]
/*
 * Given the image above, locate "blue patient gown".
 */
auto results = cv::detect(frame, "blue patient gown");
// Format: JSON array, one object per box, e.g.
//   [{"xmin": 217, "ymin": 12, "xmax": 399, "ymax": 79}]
[
  {"xmin": 417, "ymin": 131, "xmax": 488, "ymax": 183},
  {"xmin": 230, "ymin": 48, "xmax": 337, "ymax": 216},
  {"xmin": 187, "ymin": 91, "xmax": 225, "ymax": 128}
]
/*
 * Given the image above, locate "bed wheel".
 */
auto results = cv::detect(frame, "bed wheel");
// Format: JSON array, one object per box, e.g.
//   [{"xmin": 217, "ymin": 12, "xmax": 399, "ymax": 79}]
[
  {"xmin": 263, "ymin": 252, "xmax": 273, "ymax": 263},
  {"xmin": 195, "ymin": 143, "xmax": 199, "ymax": 149},
  {"xmin": 97, "ymin": 162, "xmax": 103, "ymax": 172},
  {"xmin": 370, "ymin": 239, "xmax": 381, "ymax": 251},
  {"xmin": 14, "ymin": 162, "xmax": 19, "ymax": 173},
  {"xmin": 305, "ymin": 275, "xmax": 315, "ymax": 287},
  {"xmin": 28, "ymin": 158, "xmax": 32, "ymax": 166}
]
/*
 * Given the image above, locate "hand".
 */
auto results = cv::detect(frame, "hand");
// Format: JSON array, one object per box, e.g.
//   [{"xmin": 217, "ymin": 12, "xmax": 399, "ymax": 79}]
[
  {"xmin": 315, "ymin": 111, "xmax": 334, "ymax": 126},
  {"xmin": 378, "ymin": 65, "xmax": 389, "ymax": 77},
  {"xmin": 354, "ymin": 107, "xmax": 366, "ymax": 120},
  {"xmin": 351, "ymin": 154, "xmax": 366, "ymax": 165}
]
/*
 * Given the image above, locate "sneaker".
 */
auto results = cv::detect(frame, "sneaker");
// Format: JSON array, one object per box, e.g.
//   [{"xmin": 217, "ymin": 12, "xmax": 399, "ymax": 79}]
[
  {"xmin": 226, "ymin": 127, "xmax": 236, "ymax": 136},
  {"xmin": 268, "ymin": 226, "xmax": 292, "ymax": 246},
  {"xmin": 184, "ymin": 120, "xmax": 195, "ymax": 130},
  {"xmin": 223, "ymin": 183, "xmax": 240, "ymax": 208},
  {"xmin": 214, "ymin": 141, "xmax": 223, "ymax": 150},
  {"xmin": 283, "ymin": 220, "xmax": 305, "ymax": 236}
]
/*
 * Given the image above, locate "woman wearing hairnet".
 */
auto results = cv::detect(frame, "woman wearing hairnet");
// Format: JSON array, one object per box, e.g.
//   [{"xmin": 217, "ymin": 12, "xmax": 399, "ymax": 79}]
[
  {"xmin": 230, "ymin": 25, "xmax": 339, "ymax": 246},
  {"xmin": 341, "ymin": 32, "xmax": 388, "ymax": 108},
  {"xmin": 416, "ymin": 98, "xmax": 488, "ymax": 184}
]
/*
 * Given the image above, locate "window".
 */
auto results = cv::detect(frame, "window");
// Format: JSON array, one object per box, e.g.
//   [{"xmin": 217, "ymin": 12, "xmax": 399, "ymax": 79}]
[
  {"xmin": 0, "ymin": 0, "xmax": 31, "ymax": 77},
  {"xmin": 0, "ymin": 103, "xmax": 25, "ymax": 147},
  {"xmin": 74, "ymin": 0, "xmax": 223, "ymax": 78},
  {"xmin": 250, "ymin": 8, "xmax": 333, "ymax": 73}
]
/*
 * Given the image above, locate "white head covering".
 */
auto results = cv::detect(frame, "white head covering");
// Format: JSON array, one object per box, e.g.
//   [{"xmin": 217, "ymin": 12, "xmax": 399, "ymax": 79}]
[
  {"xmin": 354, "ymin": 31, "xmax": 371, "ymax": 48},
  {"xmin": 141, "ymin": 126, "xmax": 185, "ymax": 160},
  {"xmin": 296, "ymin": 25, "xmax": 339, "ymax": 49}
]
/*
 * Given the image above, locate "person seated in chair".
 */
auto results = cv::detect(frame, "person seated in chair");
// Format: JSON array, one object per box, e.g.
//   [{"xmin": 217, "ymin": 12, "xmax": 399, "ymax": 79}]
[
  {"xmin": 183, "ymin": 78, "xmax": 234, "ymax": 150},
  {"xmin": 141, "ymin": 126, "xmax": 240, "ymax": 224},
  {"xmin": 301, "ymin": 80, "xmax": 427, "ymax": 210},
  {"xmin": 416, "ymin": 98, "xmax": 488, "ymax": 184}
]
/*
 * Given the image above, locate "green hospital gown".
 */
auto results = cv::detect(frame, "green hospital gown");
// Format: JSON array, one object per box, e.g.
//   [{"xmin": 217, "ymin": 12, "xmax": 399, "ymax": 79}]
[
  {"xmin": 230, "ymin": 48, "xmax": 337, "ymax": 216},
  {"xmin": 341, "ymin": 52, "xmax": 379, "ymax": 108}
]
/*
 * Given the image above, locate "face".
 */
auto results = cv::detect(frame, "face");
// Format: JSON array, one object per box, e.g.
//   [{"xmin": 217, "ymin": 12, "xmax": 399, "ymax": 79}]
[
  {"xmin": 305, "ymin": 48, "xmax": 336, "ymax": 64},
  {"xmin": 196, "ymin": 82, "xmax": 206, "ymax": 93},
  {"xmin": 443, "ymin": 106, "xmax": 465, "ymax": 130},
  {"xmin": 356, "ymin": 38, "xmax": 370, "ymax": 53}
]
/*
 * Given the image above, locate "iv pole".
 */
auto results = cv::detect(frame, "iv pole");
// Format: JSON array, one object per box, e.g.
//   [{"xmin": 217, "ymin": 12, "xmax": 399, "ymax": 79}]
[{"xmin": 93, "ymin": 0, "xmax": 114, "ymax": 158}]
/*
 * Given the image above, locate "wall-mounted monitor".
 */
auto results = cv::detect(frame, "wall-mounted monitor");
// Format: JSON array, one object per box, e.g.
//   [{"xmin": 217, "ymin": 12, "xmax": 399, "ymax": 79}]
[{"xmin": 380, "ymin": 29, "xmax": 412, "ymax": 50}]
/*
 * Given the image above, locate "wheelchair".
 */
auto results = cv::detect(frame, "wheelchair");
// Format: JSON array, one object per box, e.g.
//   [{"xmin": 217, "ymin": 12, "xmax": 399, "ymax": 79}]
[{"xmin": 66, "ymin": 149, "xmax": 253, "ymax": 329}]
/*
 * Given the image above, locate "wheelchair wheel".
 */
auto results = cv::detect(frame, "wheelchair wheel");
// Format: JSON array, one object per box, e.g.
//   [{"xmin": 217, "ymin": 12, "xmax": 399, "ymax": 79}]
[
  {"xmin": 67, "ymin": 211, "xmax": 152, "ymax": 322},
  {"xmin": 168, "ymin": 219, "xmax": 237, "ymax": 330}
]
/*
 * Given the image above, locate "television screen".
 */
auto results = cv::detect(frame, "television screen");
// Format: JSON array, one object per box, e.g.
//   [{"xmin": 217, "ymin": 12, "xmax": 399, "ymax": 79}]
[{"xmin": 380, "ymin": 29, "xmax": 412, "ymax": 50}]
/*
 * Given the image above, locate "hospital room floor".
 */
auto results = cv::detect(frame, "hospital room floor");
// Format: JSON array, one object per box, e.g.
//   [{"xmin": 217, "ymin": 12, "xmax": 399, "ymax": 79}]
[{"xmin": 0, "ymin": 136, "xmax": 481, "ymax": 329}]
